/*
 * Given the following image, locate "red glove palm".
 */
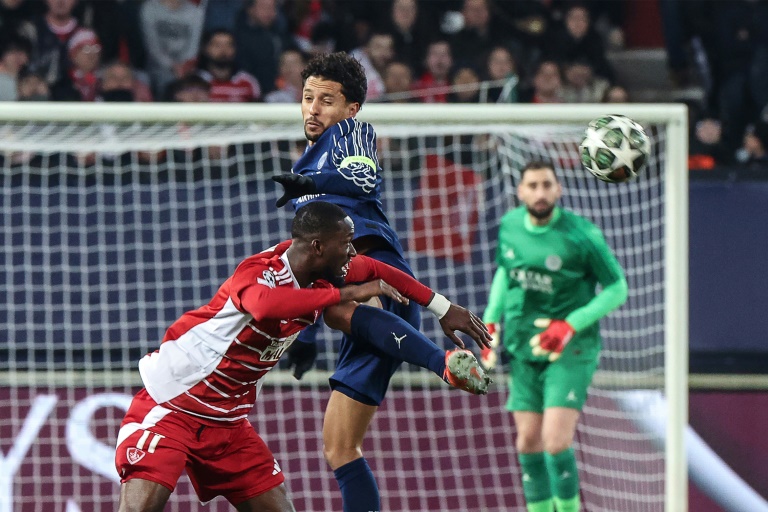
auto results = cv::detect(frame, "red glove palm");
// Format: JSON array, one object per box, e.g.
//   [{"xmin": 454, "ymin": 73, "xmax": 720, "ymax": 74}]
[
  {"xmin": 480, "ymin": 323, "xmax": 500, "ymax": 369},
  {"xmin": 529, "ymin": 319, "xmax": 575, "ymax": 361}
]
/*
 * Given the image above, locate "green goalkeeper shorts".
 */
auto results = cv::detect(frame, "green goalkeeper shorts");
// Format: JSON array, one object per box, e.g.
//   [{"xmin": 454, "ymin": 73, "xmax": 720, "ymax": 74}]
[{"xmin": 505, "ymin": 357, "xmax": 598, "ymax": 413}]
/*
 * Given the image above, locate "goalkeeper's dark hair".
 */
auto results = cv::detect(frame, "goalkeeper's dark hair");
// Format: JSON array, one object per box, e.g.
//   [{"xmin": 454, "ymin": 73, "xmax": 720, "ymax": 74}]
[
  {"xmin": 520, "ymin": 160, "xmax": 558, "ymax": 180},
  {"xmin": 301, "ymin": 52, "xmax": 367, "ymax": 106},
  {"xmin": 292, "ymin": 201, "xmax": 349, "ymax": 241}
]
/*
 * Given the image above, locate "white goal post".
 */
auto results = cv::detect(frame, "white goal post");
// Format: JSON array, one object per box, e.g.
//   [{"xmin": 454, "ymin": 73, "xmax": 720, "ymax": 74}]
[{"xmin": 0, "ymin": 102, "xmax": 687, "ymax": 512}]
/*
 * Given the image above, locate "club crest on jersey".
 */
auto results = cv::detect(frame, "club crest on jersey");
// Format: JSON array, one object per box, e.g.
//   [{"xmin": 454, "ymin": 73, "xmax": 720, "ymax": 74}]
[
  {"xmin": 545, "ymin": 255, "xmax": 562, "ymax": 271},
  {"xmin": 257, "ymin": 270, "xmax": 277, "ymax": 288},
  {"xmin": 317, "ymin": 152, "xmax": 328, "ymax": 170},
  {"xmin": 126, "ymin": 447, "xmax": 146, "ymax": 465}
]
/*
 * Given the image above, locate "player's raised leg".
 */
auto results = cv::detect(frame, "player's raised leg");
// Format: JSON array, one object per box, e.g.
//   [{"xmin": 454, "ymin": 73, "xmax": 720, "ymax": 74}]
[{"xmin": 324, "ymin": 302, "xmax": 491, "ymax": 395}]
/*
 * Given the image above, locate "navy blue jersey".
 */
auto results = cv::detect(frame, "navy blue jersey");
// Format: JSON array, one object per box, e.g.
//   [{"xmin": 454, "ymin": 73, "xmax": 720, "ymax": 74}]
[{"xmin": 290, "ymin": 118, "xmax": 405, "ymax": 258}]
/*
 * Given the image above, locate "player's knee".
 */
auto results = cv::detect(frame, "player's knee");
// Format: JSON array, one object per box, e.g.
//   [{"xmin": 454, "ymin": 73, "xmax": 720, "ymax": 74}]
[
  {"xmin": 322, "ymin": 442, "xmax": 362, "ymax": 468},
  {"xmin": 515, "ymin": 433, "xmax": 543, "ymax": 453},
  {"xmin": 324, "ymin": 302, "xmax": 357, "ymax": 332},
  {"xmin": 543, "ymin": 437, "xmax": 572, "ymax": 455}
]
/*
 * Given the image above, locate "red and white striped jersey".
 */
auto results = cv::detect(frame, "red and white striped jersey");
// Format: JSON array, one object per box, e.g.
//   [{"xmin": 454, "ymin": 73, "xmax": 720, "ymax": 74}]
[
  {"xmin": 138, "ymin": 240, "xmax": 433, "ymax": 424},
  {"xmin": 198, "ymin": 70, "xmax": 261, "ymax": 102}
]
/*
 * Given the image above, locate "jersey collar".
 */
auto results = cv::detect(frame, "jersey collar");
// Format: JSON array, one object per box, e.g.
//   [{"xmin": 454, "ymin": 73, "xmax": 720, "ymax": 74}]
[{"xmin": 524, "ymin": 206, "xmax": 561, "ymax": 233}]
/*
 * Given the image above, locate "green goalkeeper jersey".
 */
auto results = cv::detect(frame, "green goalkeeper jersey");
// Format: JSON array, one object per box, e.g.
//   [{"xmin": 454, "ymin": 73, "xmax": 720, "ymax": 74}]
[{"xmin": 483, "ymin": 206, "xmax": 627, "ymax": 362}]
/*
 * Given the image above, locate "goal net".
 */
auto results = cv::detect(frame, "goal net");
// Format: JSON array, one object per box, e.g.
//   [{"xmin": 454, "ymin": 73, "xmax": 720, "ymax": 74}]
[{"xmin": 0, "ymin": 103, "xmax": 687, "ymax": 512}]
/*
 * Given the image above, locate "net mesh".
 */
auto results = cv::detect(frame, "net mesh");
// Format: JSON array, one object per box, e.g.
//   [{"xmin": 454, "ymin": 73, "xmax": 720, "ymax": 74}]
[{"xmin": 1, "ymin": 114, "xmax": 668, "ymax": 512}]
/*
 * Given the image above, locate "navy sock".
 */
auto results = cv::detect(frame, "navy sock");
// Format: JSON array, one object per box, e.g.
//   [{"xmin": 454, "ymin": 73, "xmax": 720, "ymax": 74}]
[
  {"xmin": 350, "ymin": 305, "xmax": 445, "ymax": 377},
  {"xmin": 333, "ymin": 457, "xmax": 381, "ymax": 512}
]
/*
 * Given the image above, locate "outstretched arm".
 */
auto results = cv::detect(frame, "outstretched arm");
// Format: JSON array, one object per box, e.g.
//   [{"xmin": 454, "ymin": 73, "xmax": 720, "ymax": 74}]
[{"xmin": 346, "ymin": 255, "xmax": 492, "ymax": 349}]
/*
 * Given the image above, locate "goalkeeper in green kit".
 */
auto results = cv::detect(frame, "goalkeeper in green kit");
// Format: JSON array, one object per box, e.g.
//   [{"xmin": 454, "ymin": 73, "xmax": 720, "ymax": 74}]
[{"xmin": 482, "ymin": 161, "xmax": 628, "ymax": 512}]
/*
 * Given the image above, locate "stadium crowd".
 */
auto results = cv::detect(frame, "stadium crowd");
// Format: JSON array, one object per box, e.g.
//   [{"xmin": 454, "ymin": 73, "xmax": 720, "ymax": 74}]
[{"xmin": 0, "ymin": 0, "xmax": 765, "ymax": 170}]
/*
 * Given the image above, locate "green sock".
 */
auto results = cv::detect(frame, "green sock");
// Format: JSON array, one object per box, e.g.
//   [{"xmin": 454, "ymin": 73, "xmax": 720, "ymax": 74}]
[
  {"xmin": 544, "ymin": 448, "xmax": 581, "ymax": 512},
  {"xmin": 518, "ymin": 452, "xmax": 553, "ymax": 512},
  {"xmin": 527, "ymin": 499, "xmax": 555, "ymax": 512},
  {"xmin": 553, "ymin": 495, "xmax": 581, "ymax": 512}
]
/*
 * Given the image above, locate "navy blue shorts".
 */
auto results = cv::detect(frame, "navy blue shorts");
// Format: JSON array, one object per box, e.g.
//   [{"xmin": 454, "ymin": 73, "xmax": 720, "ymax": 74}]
[{"xmin": 328, "ymin": 248, "xmax": 421, "ymax": 406}]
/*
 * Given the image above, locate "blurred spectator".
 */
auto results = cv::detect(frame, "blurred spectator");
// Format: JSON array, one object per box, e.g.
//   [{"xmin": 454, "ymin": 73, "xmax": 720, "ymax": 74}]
[
  {"xmin": 381, "ymin": 60, "xmax": 414, "ymax": 103},
  {"xmin": 166, "ymin": 74, "xmax": 210, "ymax": 102},
  {"xmin": 0, "ymin": 0, "xmax": 41, "ymax": 41},
  {"xmin": 561, "ymin": 58, "xmax": 609, "ymax": 103},
  {"xmin": 736, "ymin": 121, "xmax": 768, "ymax": 169},
  {"xmin": 304, "ymin": 19, "xmax": 338, "ymax": 56},
  {"xmin": 0, "ymin": 34, "xmax": 31, "ymax": 100},
  {"xmin": 493, "ymin": 0, "xmax": 551, "ymax": 61},
  {"xmin": 482, "ymin": 45, "xmax": 519, "ymax": 103},
  {"xmin": 264, "ymin": 49, "xmax": 305, "ymax": 103},
  {"xmin": 350, "ymin": 30, "xmax": 394, "ymax": 102},
  {"xmin": 384, "ymin": 0, "xmax": 434, "ymax": 74},
  {"xmin": 288, "ymin": 0, "xmax": 326, "ymax": 53},
  {"xmin": 51, "ymin": 27, "xmax": 101, "ymax": 101},
  {"xmin": 16, "ymin": 70, "xmax": 49, "ymax": 100},
  {"xmin": 98, "ymin": 60, "xmax": 153, "ymax": 102},
  {"xmin": 521, "ymin": 60, "xmax": 563, "ymax": 103},
  {"xmin": 28, "ymin": 0, "xmax": 80, "ymax": 86},
  {"xmin": 448, "ymin": 66, "xmax": 481, "ymax": 103},
  {"xmin": 449, "ymin": 0, "xmax": 517, "ymax": 70},
  {"xmin": 82, "ymin": 0, "xmax": 146, "ymax": 70},
  {"xmin": 234, "ymin": 0, "xmax": 297, "ymax": 95},
  {"xmin": 196, "ymin": 29, "xmax": 261, "ymax": 102},
  {"xmin": 688, "ymin": 117, "xmax": 727, "ymax": 169},
  {"xmin": 412, "ymin": 38, "xmax": 453, "ymax": 103},
  {"xmin": 203, "ymin": 0, "xmax": 242, "ymax": 32},
  {"xmin": 543, "ymin": 3, "xmax": 614, "ymax": 82},
  {"xmin": 602, "ymin": 84, "xmax": 629, "ymax": 103},
  {"xmin": 710, "ymin": 1, "xmax": 768, "ymax": 157},
  {"xmin": 140, "ymin": 0, "xmax": 204, "ymax": 98}
]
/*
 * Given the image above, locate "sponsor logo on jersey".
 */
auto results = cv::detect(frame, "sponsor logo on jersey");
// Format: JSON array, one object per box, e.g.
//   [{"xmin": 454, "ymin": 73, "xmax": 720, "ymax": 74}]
[
  {"xmin": 317, "ymin": 152, "xmax": 328, "ymax": 170},
  {"xmin": 392, "ymin": 332, "xmax": 407, "ymax": 348},
  {"xmin": 509, "ymin": 269, "xmax": 553, "ymax": 293},
  {"xmin": 504, "ymin": 248, "xmax": 515, "ymax": 260},
  {"xmin": 126, "ymin": 447, "xmax": 146, "ymax": 465},
  {"xmin": 566, "ymin": 389, "xmax": 577, "ymax": 402},
  {"xmin": 272, "ymin": 459, "xmax": 282, "ymax": 476},
  {"xmin": 545, "ymin": 255, "xmax": 563, "ymax": 271},
  {"xmin": 258, "ymin": 332, "xmax": 300, "ymax": 362}
]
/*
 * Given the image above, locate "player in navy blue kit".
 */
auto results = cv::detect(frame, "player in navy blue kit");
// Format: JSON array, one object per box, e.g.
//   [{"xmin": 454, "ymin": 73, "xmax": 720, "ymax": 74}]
[{"xmin": 272, "ymin": 52, "xmax": 491, "ymax": 512}]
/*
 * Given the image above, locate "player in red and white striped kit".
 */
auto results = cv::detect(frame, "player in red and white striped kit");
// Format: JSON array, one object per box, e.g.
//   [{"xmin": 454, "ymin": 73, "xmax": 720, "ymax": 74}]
[{"xmin": 115, "ymin": 201, "xmax": 490, "ymax": 511}]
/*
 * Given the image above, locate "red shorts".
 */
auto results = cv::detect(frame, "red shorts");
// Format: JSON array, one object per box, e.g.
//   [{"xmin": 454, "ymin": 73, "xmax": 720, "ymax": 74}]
[{"xmin": 114, "ymin": 389, "xmax": 284, "ymax": 505}]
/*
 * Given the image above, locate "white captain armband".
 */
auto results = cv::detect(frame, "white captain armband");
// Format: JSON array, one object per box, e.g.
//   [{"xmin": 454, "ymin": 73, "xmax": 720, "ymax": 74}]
[{"xmin": 426, "ymin": 293, "xmax": 451, "ymax": 319}]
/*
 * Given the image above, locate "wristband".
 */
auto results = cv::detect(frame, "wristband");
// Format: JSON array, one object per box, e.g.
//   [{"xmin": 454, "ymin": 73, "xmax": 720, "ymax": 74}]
[{"xmin": 426, "ymin": 293, "xmax": 451, "ymax": 319}]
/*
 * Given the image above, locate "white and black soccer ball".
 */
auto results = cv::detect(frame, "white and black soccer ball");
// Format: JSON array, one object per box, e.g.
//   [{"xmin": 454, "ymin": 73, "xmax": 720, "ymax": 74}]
[{"xmin": 579, "ymin": 114, "xmax": 651, "ymax": 183}]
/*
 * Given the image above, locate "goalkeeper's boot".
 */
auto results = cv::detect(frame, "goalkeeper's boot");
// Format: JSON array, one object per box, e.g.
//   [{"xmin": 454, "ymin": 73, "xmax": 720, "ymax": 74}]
[{"xmin": 443, "ymin": 349, "xmax": 492, "ymax": 395}]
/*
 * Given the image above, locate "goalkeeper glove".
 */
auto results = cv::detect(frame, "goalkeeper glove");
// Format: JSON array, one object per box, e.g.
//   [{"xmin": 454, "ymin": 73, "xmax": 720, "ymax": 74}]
[
  {"xmin": 271, "ymin": 174, "xmax": 317, "ymax": 208},
  {"xmin": 283, "ymin": 340, "xmax": 317, "ymax": 380},
  {"xmin": 529, "ymin": 318, "xmax": 575, "ymax": 362},
  {"xmin": 480, "ymin": 322, "xmax": 501, "ymax": 369}
]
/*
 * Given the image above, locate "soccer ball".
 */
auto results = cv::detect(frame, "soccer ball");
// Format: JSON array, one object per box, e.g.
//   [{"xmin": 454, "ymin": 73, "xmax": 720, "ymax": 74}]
[{"xmin": 579, "ymin": 114, "xmax": 651, "ymax": 183}]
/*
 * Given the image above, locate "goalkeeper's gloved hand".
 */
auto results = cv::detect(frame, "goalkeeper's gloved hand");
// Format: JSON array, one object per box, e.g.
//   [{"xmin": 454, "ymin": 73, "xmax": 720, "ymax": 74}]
[
  {"xmin": 529, "ymin": 318, "xmax": 575, "ymax": 362},
  {"xmin": 480, "ymin": 322, "xmax": 501, "ymax": 369},
  {"xmin": 271, "ymin": 174, "xmax": 317, "ymax": 208},
  {"xmin": 283, "ymin": 340, "xmax": 317, "ymax": 380}
]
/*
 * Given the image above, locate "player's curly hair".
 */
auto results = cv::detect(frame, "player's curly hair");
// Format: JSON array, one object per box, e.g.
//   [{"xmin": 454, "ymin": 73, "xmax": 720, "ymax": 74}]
[
  {"xmin": 301, "ymin": 52, "xmax": 367, "ymax": 106},
  {"xmin": 292, "ymin": 201, "xmax": 349, "ymax": 240}
]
